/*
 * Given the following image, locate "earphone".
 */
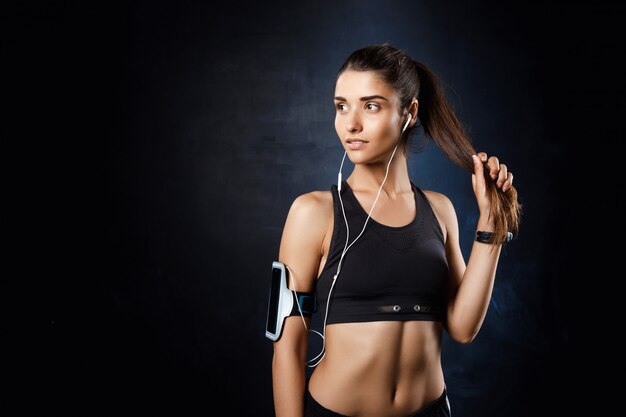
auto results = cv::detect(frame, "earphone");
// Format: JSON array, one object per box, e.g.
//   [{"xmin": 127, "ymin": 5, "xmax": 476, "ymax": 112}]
[
  {"xmin": 402, "ymin": 113, "xmax": 412, "ymax": 133},
  {"xmin": 308, "ymin": 113, "xmax": 413, "ymax": 367}
]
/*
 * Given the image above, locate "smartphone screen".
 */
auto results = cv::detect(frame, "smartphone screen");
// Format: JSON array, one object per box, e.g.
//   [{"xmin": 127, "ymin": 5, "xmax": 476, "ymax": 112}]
[{"xmin": 266, "ymin": 266, "xmax": 282, "ymax": 336}]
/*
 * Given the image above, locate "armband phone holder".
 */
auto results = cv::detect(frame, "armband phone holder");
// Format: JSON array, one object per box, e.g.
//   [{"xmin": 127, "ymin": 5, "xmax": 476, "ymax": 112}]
[{"xmin": 265, "ymin": 261, "xmax": 316, "ymax": 341}]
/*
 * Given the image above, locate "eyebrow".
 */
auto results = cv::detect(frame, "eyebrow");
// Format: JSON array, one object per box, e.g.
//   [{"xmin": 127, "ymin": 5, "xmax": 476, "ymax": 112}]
[{"xmin": 333, "ymin": 95, "xmax": 389, "ymax": 102}]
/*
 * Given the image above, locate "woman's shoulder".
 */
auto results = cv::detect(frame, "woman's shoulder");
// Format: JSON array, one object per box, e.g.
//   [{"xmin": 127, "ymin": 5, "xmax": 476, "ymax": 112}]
[
  {"xmin": 419, "ymin": 189, "xmax": 457, "ymax": 240},
  {"xmin": 420, "ymin": 188, "xmax": 457, "ymax": 219},
  {"xmin": 288, "ymin": 189, "xmax": 333, "ymax": 218},
  {"xmin": 281, "ymin": 189, "xmax": 333, "ymax": 243}
]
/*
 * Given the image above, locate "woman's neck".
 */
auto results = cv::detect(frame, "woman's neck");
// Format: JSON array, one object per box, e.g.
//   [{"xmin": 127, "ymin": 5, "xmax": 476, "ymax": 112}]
[{"xmin": 346, "ymin": 154, "xmax": 411, "ymax": 197}]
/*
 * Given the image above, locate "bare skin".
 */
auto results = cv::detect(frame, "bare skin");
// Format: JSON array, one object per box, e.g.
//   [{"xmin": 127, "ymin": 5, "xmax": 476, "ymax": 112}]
[{"xmin": 272, "ymin": 70, "xmax": 514, "ymax": 417}]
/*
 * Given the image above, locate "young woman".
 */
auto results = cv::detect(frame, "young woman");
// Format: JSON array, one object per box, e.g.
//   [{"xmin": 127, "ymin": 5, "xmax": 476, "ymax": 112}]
[{"xmin": 271, "ymin": 43, "xmax": 521, "ymax": 417}]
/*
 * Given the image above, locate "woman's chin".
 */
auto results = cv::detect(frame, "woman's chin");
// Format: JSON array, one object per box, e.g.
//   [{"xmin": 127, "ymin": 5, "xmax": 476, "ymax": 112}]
[
  {"xmin": 347, "ymin": 150, "xmax": 390, "ymax": 166},
  {"xmin": 346, "ymin": 151, "xmax": 370, "ymax": 165}
]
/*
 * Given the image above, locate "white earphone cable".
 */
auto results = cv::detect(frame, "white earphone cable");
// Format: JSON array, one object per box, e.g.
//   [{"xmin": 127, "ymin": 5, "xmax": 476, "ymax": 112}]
[{"xmin": 285, "ymin": 265, "xmax": 325, "ymax": 342}]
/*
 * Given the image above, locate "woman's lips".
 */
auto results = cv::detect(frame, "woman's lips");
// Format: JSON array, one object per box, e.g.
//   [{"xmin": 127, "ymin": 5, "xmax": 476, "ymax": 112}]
[{"xmin": 347, "ymin": 139, "xmax": 368, "ymax": 150}]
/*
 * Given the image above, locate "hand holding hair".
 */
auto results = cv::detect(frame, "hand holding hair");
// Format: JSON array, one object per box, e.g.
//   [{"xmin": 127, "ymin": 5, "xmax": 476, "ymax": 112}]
[{"xmin": 472, "ymin": 151, "xmax": 516, "ymax": 243}]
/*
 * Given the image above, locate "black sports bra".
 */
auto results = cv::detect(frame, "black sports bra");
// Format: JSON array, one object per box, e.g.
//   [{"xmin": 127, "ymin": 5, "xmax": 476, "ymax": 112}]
[{"xmin": 315, "ymin": 180, "xmax": 449, "ymax": 324}]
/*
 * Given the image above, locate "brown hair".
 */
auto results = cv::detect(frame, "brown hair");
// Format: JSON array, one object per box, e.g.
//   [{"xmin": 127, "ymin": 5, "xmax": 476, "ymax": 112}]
[{"xmin": 336, "ymin": 43, "xmax": 521, "ymax": 243}]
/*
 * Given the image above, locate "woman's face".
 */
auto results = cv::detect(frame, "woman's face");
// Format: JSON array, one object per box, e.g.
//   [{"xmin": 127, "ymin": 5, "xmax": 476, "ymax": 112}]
[{"xmin": 334, "ymin": 70, "xmax": 405, "ymax": 165}]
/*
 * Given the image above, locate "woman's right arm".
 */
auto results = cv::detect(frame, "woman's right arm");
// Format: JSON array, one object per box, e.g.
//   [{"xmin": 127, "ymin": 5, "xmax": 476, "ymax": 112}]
[{"xmin": 272, "ymin": 192, "xmax": 331, "ymax": 417}]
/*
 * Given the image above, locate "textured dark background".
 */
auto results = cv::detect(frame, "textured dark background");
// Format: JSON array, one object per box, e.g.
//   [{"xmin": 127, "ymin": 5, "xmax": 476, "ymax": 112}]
[{"xmin": 5, "ymin": 1, "xmax": 623, "ymax": 415}]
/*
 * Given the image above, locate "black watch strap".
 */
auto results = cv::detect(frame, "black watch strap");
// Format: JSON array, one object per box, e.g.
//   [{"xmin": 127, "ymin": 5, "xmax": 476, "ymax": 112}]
[{"xmin": 475, "ymin": 230, "xmax": 513, "ymax": 244}]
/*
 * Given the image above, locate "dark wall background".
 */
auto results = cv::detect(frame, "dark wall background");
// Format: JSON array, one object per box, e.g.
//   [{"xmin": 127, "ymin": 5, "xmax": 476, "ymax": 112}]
[{"xmin": 5, "ymin": 1, "xmax": 623, "ymax": 415}]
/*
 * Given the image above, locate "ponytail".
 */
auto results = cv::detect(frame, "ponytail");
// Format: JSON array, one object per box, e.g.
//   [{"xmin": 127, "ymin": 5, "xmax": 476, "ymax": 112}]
[{"xmin": 415, "ymin": 62, "xmax": 521, "ymax": 243}]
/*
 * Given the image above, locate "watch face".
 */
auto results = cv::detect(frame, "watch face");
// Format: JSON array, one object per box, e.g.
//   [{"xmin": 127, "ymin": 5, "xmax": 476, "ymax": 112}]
[{"xmin": 266, "ymin": 266, "xmax": 283, "ymax": 337}]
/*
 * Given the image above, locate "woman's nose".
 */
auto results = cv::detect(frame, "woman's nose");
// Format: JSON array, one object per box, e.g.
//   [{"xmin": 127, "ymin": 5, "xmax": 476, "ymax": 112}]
[{"xmin": 345, "ymin": 113, "xmax": 362, "ymax": 133}]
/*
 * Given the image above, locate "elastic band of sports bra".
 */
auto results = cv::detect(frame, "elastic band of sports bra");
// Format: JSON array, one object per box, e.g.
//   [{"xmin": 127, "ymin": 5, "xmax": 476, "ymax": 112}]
[
  {"xmin": 377, "ymin": 303, "xmax": 435, "ymax": 313},
  {"xmin": 323, "ymin": 295, "xmax": 444, "ymax": 323}
]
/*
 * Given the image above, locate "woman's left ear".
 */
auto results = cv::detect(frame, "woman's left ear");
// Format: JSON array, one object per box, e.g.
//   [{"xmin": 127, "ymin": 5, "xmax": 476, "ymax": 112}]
[{"xmin": 409, "ymin": 98, "xmax": 419, "ymax": 125}]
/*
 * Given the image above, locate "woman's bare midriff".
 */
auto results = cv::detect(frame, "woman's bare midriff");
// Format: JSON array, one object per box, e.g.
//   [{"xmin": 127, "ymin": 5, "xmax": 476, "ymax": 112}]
[{"xmin": 307, "ymin": 320, "xmax": 446, "ymax": 417}]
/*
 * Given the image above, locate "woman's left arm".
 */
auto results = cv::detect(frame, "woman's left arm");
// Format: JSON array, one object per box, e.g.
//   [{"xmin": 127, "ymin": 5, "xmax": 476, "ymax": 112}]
[{"xmin": 439, "ymin": 151, "xmax": 514, "ymax": 343}]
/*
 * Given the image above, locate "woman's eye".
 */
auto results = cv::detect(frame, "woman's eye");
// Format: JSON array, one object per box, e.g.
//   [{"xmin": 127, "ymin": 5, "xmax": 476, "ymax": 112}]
[
  {"xmin": 336, "ymin": 103, "xmax": 348, "ymax": 111},
  {"xmin": 365, "ymin": 103, "xmax": 380, "ymax": 111}
]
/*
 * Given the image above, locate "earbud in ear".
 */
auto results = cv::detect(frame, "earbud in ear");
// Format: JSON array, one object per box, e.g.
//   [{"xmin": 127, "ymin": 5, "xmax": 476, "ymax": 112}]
[{"xmin": 402, "ymin": 114, "xmax": 412, "ymax": 133}]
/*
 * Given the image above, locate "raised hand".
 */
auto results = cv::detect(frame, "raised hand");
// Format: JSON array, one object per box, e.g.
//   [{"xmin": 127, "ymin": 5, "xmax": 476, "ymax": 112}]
[{"xmin": 471, "ymin": 151, "xmax": 514, "ymax": 215}]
